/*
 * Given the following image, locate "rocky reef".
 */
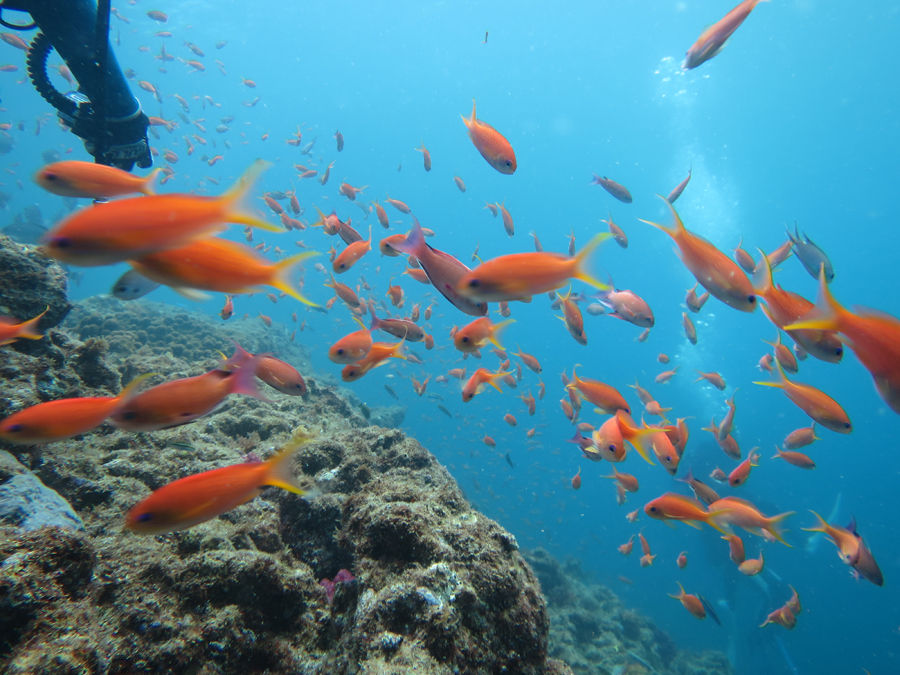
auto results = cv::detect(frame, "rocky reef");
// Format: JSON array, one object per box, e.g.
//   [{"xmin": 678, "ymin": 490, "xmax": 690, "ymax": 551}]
[
  {"xmin": 0, "ymin": 234, "xmax": 731, "ymax": 674},
  {"xmin": 524, "ymin": 549, "xmax": 733, "ymax": 675}
]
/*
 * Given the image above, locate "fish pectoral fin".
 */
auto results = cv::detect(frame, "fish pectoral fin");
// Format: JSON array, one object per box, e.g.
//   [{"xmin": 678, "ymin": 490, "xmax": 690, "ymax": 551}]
[
  {"xmin": 172, "ymin": 286, "xmax": 211, "ymax": 302},
  {"xmin": 682, "ymin": 520, "xmax": 703, "ymax": 530},
  {"xmin": 180, "ymin": 497, "xmax": 225, "ymax": 520}
]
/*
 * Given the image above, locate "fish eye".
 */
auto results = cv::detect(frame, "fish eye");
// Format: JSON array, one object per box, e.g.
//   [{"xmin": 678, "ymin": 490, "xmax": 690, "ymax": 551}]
[
  {"xmin": 295, "ymin": 383, "xmax": 302, "ymax": 389},
  {"xmin": 43, "ymin": 172, "xmax": 58, "ymax": 181},
  {"xmin": 468, "ymin": 279, "xmax": 480, "ymax": 288},
  {"xmin": 336, "ymin": 348, "xmax": 344, "ymax": 355},
  {"xmin": 121, "ymin": 411, "xmax": 137, "ymax": 420},
  {"xmin": 52, "ymin": 236, "xmax": 72, "ymax": 249},
  {"xmin": 844, "ymin": 422, "xmax": 851, "ymax": 429},
  {"xmin": 835, "ymin": 347, "xmax": 843, "ymax": 356},
  {"xmin": 650, "ymin": 506, "xmax": 657, "ymax": 512},
  {"xmin": 5, "ymin": 424, "xmax": 23, "ymax": 433},
  {"xmin": 608, "ymin": 444, "xmax": 616, "ymax": 452},
  {"xmin": 461, "ymin": 336, "xmax": 469, "ymax": 343},
  {"xmin": 666, "ymin": 456, "xmax": 672, "ymax": 462},
  {"xmin": 136, "ymin": 512, "xmax": 154, "ymax": 523},
  {"xmin": 748, "ymin": 295, "xmax": 756, "ymax": 303},
  {"xmin": 505, "ymin": 160, "xmax": 512, "ymax": 167}
]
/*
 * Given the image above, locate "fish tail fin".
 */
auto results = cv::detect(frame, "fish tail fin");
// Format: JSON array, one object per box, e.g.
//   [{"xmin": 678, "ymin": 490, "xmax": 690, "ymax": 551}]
[
  {"xmin": 783, "ymin": 265, "xmax": 844, "ymax": 331},
  {"xmin": 323, "ymin": 272, "xmax": 337, "ymax": 290},
  {"xmin": 751, "ymin": 248, "xmax": 774, "ymax": 296},
  {"xmin": 487, "ymin": 371, "xmax": 508, "ymax": 393},
  {"xmin": 766, "ymin": 511, "xmax": 796, "ymax": 546},
  {"xmin": 228, "ymin": 352, "xmax": 271, "ymax": 402},
  {"xmin": 141, "ymin": 168, "xmax": 162, "ymax": 195},
  {"xmin": 263, "ymin": 437, "xmax": 311, "ymax": 495},
  {"xmin": 14, "ymin": 307, "xmax": 48, "ymax": 341},
  {"xmin": 667, "ymin": 582, "xmax": 686, "ymax": 599},
  {"xmin": 222, "ymin": 159, "xmax": 281, "ymax": 232},
  {"xmin": 754, "ymin": 357, "xmax": 789, "ymax": 390},
  {"xmin": 272, "ymin": 251, "xmax": 320, "ymax": 307},
  {"xmin": 573, "ymin": 233, "xmax": 613, "ymax": 290},
  {"xmin": 489, "ymin": 319, "xmax": 515, "ymax": 349},
  {"xmin": 800, "ymin": 510, "xmax": 829, "ymax": 534},
  {"xmin": 391, "ymin": 217, "xmax": 427, "ymax": 257}
]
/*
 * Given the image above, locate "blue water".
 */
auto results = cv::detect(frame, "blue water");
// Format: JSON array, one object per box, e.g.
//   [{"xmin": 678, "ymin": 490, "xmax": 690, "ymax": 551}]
[{"xmin": 3, "ymin": 2, "xmax": 900, "ymax": 673}]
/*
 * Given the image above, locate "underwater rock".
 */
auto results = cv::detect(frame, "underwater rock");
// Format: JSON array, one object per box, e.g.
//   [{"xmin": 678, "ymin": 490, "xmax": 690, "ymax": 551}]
[
  {"xmin": 0, "ymin": 288, "xmax": 570, "ymax": 674},
  {"xmin": 368, "ymin": 404, "xmax": 406, "ymax": 428},
  {"xmin": 523, "ymin": 549, "xmax": 734, "ymax": 675},
  {"xmin": 0, "ymin": 234, "xmax": 72, "ymax": 354},
  {"xmin": 0, "ymin": 473, "xmax": 83, "ymax": 531}
]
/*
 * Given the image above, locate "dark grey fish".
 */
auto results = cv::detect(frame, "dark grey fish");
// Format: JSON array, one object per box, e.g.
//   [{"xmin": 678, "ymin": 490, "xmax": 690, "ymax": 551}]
[
  {"xmin": 591, "ymin": 173, "xmax": 633, "ymax": 204},
  {"xmin": 505, "ymin": 452, "xmax": 514, "ymax": 468},
  {"xmin": 787, "ymin": 223, "xmax": 834, "ymax": 283},
  {"xmin": 2, "ymin": 206, "xmax": 48, "ymax": 244},
  {"xmin": 41, "ymin": 149, "xmax": 62, "ymax": 164},
  {"xmin": 111, "ymin": 268, "xmax": 161, "ymax": 300},
  {"xmin": 426, "ymin": 393, "xmax": 444, "ymax": 401},
  {"xmin": 667, "ymin": 166, "xmax": 692, "ymax": 204},
  {"xmin": 384, "ymin": 384, "xmax": 399, "ymax": 401},
  {"xmin": 437, "ymin": 404, "xmax": 452, "ymax": 418},
  {"xmin": 169, "ymin": 442, "xmax": 195, "ymax": 451},
  {"xmin": 698, "ymin": 596, "xmax": 721, "ymax": 626}
]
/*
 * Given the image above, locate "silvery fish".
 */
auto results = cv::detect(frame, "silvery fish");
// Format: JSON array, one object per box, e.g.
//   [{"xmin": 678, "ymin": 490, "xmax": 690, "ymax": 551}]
[
  {"xmin": 111, "ymin": 268, "xmax": 161, "ymax": 300},
  {"xmin": 787, "ymin": 223, "xmax": 834, "ymax": 283}
]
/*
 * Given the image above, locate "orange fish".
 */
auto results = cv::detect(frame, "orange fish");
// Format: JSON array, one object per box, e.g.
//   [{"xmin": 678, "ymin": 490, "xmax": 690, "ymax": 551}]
[
  {"xmin": 0, "ymin": 375, "xmax": 150, "ymax": 445},
  {"xmin": 801, "ymin": 511, "xmax": 860, "ymax": 566},
  {"xmin": 667, "ymin": 167, "xmax": 692, "ymax": 203},
  {"xmin": 603, "ymin": 465, "xmax": 639, "ymax": 493},
  {"xmin": 618, "ymin": 535, "xmax": 635, "ymax": 555},
  {"xmin": 669, "ymin": 583, "xmax": 706, "ymax": 620},
  {"xmin": 786, "ymin": 267, "xmax": 900, "ymax": 414},
  {"xmin": 682, "ymin": 312, "xmax": 697, "ymax": 344},
  {"xmin": 602, "ymin": 212, "xmax": 628, "ymax": 249},
  {"xmin": 329, "ymin": 318, "xmax": 374, "ymax": 364},
  {"xmin": 511, "ymin": 345, "xmax": 542, "ymax": 374},
  {"xmin": 695, "ymin": 370, "xmax": 726, "ymax": 390},
  {"xmin": 655, "ymin": 366, "xmax": 679, "ymax": 384},
  {"xmin": 341, "ymin": 338, "xmax": 407, "ymax": 382},
  {"xmin": 483, "ymin": 435, "xmax": 497, "ymax": 448},
  {"xmin": 453, "ymin": 317, "xmax": 514, "ymax": 353},
  {"xmin": 643, "ymin": 492, "xmax": 731, "ymax": 534},
  {"xmin": 35, "ymin": 161, "xmax": 160, "ymax": 198},
  {"xmin": 754, "ymin": 359, "xmax": 851, "ymax": 434},
  {"xmin": 333, "ymin": 226, "xmax": 372, "ymax": 274},
  {"xmin": 707, "ymin": 496, "xmax": 793, "ymax": 546},
  {"xmin": 759, "ymin": 604, "xmax": 797, "ymax": 630},
  {"xmin": 219, "ymin": 295, "xmax": 234, "ymax": 320},
  {"xmin": 702, "ymin": 417, "xmax": 741, "ymax": 461},
  {"xmin": 590, "ymin": 416, "xmax": 627, "ymax": 462},
  {"xmin": 325, "ymin": 273, "xmax": 361, "ymax": 308},
  {"xmin": 683, "ymin": 0, "xmax": 768, "ymax": 70},
  {"xmin": 571, "ymin": 468, "xmax": 582, "ymax": 490},
  {"xmin": 728, "ymin": 448, "xmax": 760, "ymax": 487},
  {"xmin": 126, "ymin": 436, "xmax": 311, "ymax": 534},
  {"xmin": 42, "ymin": 160, "xmax": 280, "ymax": 266},
  {"xmin": 224, "ymin": 344, "xmax": 307, "ymax": 396},
  {"xmin": 457, "ymin": 233, "xmax": 610, "ymax": 302},
  {"xmin": 379, "ymin": 233, "xmax": 407, "ymax": 257},
  {"xmin": 738, "ymin": 550, "xmax": 765, "ymax": 576},
  {"xmin": 722, "ymin": 534, "xmax": 746, "ymax": 565},
  {"xmin": 129, "ymin": 239, "xmax": 318, "ymax": 306},
  {"xmin": 557, "ymin": 287, "xmax": 586, "ymax": 345},
  {"xmin": 415, "ymin": 141, "xmax": 432, "ymax": 171},
  {"xmin": 462, "ymin": 367, "xmax": 509, "ymax": 402},
  {"xmin": 640, "ymin": 198, "xmax": 756, "ymax": 312},
  {"xmin": 677, "ymin": 551, "xmax": 688, "ymax": 569},
  {"xmin": 453, "ymin": 176, "xmax": 466, "ymax": 192},
  {"xmin": 384, "ymin": 194, "xmax": 411, "ymax": 214},
  {"xmin": 772, "ymin": 446, "xmax": 816, "ymax": 470},
  {"xmin": 111, "ymin": 353, "xmax": 266, "ymax": 432},
  {"xmin": 567, "ymin": 365, "xmax": 629, "ymax": 415},
  {"xmin": 461, "ymin": 99, "xmax": 516, "ymax": 174},
  {"xmin": 0, "ymin": 307, "xmax": 47, "ymax": 346}
]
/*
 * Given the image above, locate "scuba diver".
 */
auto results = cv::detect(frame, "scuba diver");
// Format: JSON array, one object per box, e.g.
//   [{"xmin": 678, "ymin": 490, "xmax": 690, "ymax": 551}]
[{"xmin": 0, "ymin": 0, "xmax": 151, "ymax": 172}]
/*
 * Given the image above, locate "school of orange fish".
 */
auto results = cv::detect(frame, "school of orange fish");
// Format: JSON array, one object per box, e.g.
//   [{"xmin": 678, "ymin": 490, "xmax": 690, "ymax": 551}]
[{"xmin": 2, "ymin": 0, "xmax": 898, "ymax": 632}]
